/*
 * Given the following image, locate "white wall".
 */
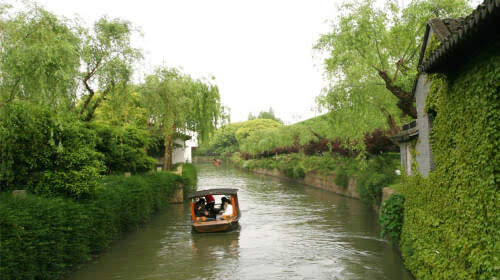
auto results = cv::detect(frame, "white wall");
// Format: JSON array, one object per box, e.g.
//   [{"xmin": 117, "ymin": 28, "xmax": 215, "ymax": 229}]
[
  {"xmin": 172, "ymin": 138, "xmax": 186, "ymax": 164},
  {"xmin": 171, "ymin": 132, "xmax": 198, "ymax": 164}
]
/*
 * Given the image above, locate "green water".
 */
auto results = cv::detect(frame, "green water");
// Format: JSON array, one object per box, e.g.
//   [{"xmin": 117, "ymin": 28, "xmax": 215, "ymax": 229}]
[{"xmin": 69, "ymin": 163, "xmax": 412, "ymax": 280}]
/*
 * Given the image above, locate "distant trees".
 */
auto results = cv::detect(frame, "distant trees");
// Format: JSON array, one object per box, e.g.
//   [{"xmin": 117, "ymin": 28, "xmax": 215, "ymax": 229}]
[{"xmin": 247, "ymin": 107, "xmax": 283, "ymax": 123}]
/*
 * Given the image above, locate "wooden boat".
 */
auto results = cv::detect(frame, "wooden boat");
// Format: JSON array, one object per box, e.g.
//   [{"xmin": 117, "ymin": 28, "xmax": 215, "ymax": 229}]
[{"xmin": 188, "ymin": 188, "xmax": 241, "ymax": 233}]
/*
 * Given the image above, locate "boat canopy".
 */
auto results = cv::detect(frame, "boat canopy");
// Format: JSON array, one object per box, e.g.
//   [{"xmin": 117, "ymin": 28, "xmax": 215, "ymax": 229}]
[{"xmin": 187, "ymin": 188, "xmax": 238, "ymax": 199}]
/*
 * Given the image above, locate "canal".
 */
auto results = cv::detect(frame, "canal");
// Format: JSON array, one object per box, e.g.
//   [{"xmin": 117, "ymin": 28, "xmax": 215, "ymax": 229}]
[{"xmin": 69, "ymin": 163, "xmax": 412, "ymax": 280}]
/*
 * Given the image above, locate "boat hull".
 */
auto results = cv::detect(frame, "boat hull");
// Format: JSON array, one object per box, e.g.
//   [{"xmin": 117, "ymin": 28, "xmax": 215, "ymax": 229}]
[{"xmin": 192, "ymin": 219, "xmax": 239, "ymax": 233}]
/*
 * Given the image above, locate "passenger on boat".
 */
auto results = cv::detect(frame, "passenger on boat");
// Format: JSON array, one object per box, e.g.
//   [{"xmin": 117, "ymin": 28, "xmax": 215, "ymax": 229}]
[
  {"xmin": 220, "ymin": 197, "xmax": 233, "ymax": 216},
  {"xmin": 195, "ymin": 198, "xmax": 206, "ymax": 217},
  {"xmin": 202, "ymin": 209, "xmax": 216, "ymax": 220},
  {"xmin": 205, "ymin": 194, "xmax": 215, "ymax": 211}
]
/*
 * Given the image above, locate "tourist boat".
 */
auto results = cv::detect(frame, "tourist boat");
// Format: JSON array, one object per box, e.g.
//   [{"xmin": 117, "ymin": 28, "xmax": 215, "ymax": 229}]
[{"xmin": 188, "ymin": 188, "xmax": 241, "ymax": 233}]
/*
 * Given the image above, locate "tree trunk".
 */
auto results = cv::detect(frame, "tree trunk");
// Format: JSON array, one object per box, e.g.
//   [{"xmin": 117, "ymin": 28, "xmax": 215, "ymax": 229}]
[
  {"xmin": 163, "ymin": 123, "xmax": 176, "ymax": 170},
  {"xmin": 80, "ymin": 79, "xmax": 95, "ymax": 116},
  {"xmin": 378, "ymin": 70, "xmax": 417, "ymax": 119},
  {"xmin": 163, "ymin": 132, "xmax": 173, "ymax": 170}
]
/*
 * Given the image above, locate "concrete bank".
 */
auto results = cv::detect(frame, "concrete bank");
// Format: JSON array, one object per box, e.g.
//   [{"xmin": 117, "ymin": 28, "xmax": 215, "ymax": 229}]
[{"xmin": 248, "ymin": 167, "xmax": 396, "ymax": 212}]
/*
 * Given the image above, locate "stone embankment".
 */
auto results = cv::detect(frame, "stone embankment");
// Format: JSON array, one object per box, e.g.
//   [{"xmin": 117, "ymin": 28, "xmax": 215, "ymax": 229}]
[{"xmin": 249, "ymin": 167, "xmax": 396, "ymax": 211}]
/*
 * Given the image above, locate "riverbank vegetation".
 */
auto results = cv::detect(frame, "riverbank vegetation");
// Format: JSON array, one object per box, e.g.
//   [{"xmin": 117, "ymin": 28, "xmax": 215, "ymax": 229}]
[
  {"xmin": 199, "ymin": 112, "xmax": 401, "ymax": 207},
  {"xmin": 0, "ymin": 2, "xmax": 219, "ymax": 279},
  {"xmin": 0, "ymin": 171, "xmax": 191, "ymax": 279}
]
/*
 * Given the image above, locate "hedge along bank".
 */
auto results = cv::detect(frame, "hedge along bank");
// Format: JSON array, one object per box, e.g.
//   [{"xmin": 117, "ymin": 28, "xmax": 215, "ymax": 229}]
[
  {"xmin": 0, "ymin": 167, "xmax": 197, "ymax": 280},
  {"xmin": 397, "ymin": 5, "xmax": 500, "ymax": 278}
]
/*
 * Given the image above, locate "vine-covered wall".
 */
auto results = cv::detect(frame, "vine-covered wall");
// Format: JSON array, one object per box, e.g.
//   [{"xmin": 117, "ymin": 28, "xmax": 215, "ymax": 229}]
[{"xmin": 401, "ymin": 41, "xmax": 499, "ymax": 279}]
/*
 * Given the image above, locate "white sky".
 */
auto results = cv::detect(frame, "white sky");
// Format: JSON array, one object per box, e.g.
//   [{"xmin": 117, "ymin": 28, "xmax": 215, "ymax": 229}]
[{"xmin": 19, "ymin": 0, "xmax": 341, "ymax": 124}]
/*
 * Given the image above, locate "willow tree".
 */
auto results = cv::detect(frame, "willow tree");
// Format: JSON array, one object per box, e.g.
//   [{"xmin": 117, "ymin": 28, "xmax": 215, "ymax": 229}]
[
  {"xmin": 0, "ymin": 5, "xmax": 80, "ymax": 111},
  {"xmin": 79, "ymin": 16, "xmax": 141, "ymax": 121},
  {"xmin": 141, "ymin": 67, "xmax": 224, "ymax": 170},
  {"xmin": 315, "ymin": 0, "xmax": 471, "ymax": 140}
]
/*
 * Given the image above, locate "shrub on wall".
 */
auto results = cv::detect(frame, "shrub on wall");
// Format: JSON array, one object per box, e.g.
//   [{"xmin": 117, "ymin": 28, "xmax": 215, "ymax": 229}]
[
  {"xmin": 401, "ymin": 43, "xmax": 499, "ymax": 279},
  {"xmin": 379, "ymin": 193, "xmax": 405, "ymax": 244},
  {"xmin": 356, "ymin": 153, "xmax": 399, "ymax": 206}
]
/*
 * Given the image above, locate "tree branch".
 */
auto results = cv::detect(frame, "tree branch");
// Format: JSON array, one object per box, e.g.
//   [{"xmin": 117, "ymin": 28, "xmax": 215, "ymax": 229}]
[
  {"xmin": 308, "ymin": 127, "xmax": 326, "ymax": 140},
  {"xmin": 378, "ymin": 70, "xmax": 417, "ymax": 118},
  {"xmin": 82, "ymin": 84, "xmax": 111, "ymax": 122},
  {"xmin": 79, "ymin": 58, "xmax": 102, "ymax": 115},
  {"xmin": 369, "ymin": 19, "xmax": 386, "ymax": 71},
  {"xmin": 353, "ymin": 46, "xmax": 380, "ymax": 72},
  {"xmin": 379, "ymin": 106, "xmax": 400, "ymax": 135}
]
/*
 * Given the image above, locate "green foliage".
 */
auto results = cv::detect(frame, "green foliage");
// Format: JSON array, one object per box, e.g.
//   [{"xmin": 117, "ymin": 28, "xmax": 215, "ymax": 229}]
[
  {"xmin": 400, "ymin": 42, "xmax": 500, "ymax": 279},
  {"xmin": 234, "ymin": 118, "xmax": 283, "ymax": 144},
  {"xmin": 91, "ymin": 122, "xmax": 156, "ymax": 174},
  {"xmin": 79, "ymin": 16, "xmax": 142, "ymax": 121},
  {"xmin": 279, "ymin": 154, "xmax": 306, "ymax": 179},
  {"xmin": 379, "ymin": 193, "xmax": 405, "ymax": 244},
  {"xmin": 334, "ymin": 166, "xmax": 349, "ymax": 188},
  {"xmin": 197, "ymin": 118, "xmax": 282, "ymax": 156},
  {"xmin": 0, "ymin": 5, "xmax": 80, "ymax": 110},
  {"xmin": 238, "ymin": 114, "xmax": 333, "ymax": 155},
  {"xmin": 93, "ymin": 86, "xmax": 149, "ymax": 128},
  {"xmin": 0, "ymin": 171, "xmax": 184, "ymax": 280},
  {"xmin": 301, "ymin": 154, "xmax": 339, "ymax": 174},
  {"xmin": 0, "ymin": 103, "xmax": 104, "ymax": 198},
  {"xmin": 178, "ymin": 163, "xmax": 198, "ymax": 196},
  {"xmin": 356, "ymin": 153, "xmax": 400, "ymax": 206},
  {"xmin": 247, "ymin": 107, "xmax": 283, "ymax": 123},
  {"xmin": 315, "ymin": 0, "xmax": 472, "ymax": 144},
  {"xmin": 141, "ymin": 66, "xmax": 224, "ymax": 169}
]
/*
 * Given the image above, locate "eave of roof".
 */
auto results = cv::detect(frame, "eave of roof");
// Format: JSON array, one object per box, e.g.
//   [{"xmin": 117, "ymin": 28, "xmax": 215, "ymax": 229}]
[
  {"xmin": 187, "ymin": 188, "xmax": 239, "ymax": 198},
  {"xmin": 419, "ymin": 0, "xmax": 500, "ymax": 73}
]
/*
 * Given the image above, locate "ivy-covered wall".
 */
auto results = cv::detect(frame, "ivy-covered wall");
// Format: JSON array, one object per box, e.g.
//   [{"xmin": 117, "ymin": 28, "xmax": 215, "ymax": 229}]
[{"xmin": 401, "ymin": 41, "xmax": 499, "ymax": 279}]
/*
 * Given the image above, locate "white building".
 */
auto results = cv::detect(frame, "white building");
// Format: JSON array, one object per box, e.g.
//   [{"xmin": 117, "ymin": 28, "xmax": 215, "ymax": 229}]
[{"xmin": 171, "ymin": 131, "xmax": 198, "ymax": 164}]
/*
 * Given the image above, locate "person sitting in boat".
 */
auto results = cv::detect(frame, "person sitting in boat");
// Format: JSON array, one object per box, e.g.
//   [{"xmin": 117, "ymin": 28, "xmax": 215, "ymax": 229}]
[
  {"xmin": 204, "ymin": 194, "xmax": 215, "ymax": 211},
  {"xmin": 218, "ymin": 197, "xmax": 233, "ymax": 218},
  {"xmin": 195, "ymin": 198, "xmax": 206, "ymax": 217},
  {"xmin": 202, "ymin": 209, "xmax": 216, "ymax": 220}
]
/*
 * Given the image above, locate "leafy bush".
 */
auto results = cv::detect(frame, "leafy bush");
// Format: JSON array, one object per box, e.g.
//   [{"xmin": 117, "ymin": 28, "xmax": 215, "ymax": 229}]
[
  {"xmin": 334, "ymin": 166, "xmax": 349, "ymax": 188},
  {"xmin": 178, "ymin": 163, "xmax": 198, "ymax": 196},
  {"xmin": 0, "ymin": 171, "xmax": 184, "ymax": 280},
  {"xmin": 292, "ymin": 165, "xmax": 305, "ymax": 179},
  {"xmin": 379, "ymin": 193, "xmax": 405, "ymax": 244},
  {"xmin": 356, "ymin": 153, "xmax": 399, "ymax": 206},
  {"xmin": 0, "ymin": 103, "xmax": 104, "ymax": 198},
  {"xmin": 91, "ymin": 122, "xmax": 156, "ymax": 174}
]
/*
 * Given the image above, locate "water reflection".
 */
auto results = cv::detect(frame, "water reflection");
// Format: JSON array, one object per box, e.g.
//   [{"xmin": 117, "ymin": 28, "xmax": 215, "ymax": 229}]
[{"xmin": 69, "ymin": 163, "xmax": 412, "ymax": 280}]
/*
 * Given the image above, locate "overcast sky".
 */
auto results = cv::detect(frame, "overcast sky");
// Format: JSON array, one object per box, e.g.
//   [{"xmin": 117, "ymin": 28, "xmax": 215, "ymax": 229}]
[{"xmin": 18, "ymin": 0, "xmax": 339, "ymax": 124}]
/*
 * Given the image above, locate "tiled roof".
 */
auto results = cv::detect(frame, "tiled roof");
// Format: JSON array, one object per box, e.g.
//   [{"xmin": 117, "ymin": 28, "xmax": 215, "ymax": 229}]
[
  {"xmin": 419, "ymin": 0, "xmax": 500, "ymax": 73},
  {"xmin": 429, "ymin": 18, "xmax": 465, "ymax": 42}
]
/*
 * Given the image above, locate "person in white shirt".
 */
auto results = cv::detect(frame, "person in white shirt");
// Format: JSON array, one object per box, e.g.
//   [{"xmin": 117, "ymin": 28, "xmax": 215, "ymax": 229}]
[
  {"xmin": 218, "ymin": 197, "xmax": 233, "ymax": 218},
  {"xmin": 223, "ymin": 201, "xmax": 233, "ymax": 216}
]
